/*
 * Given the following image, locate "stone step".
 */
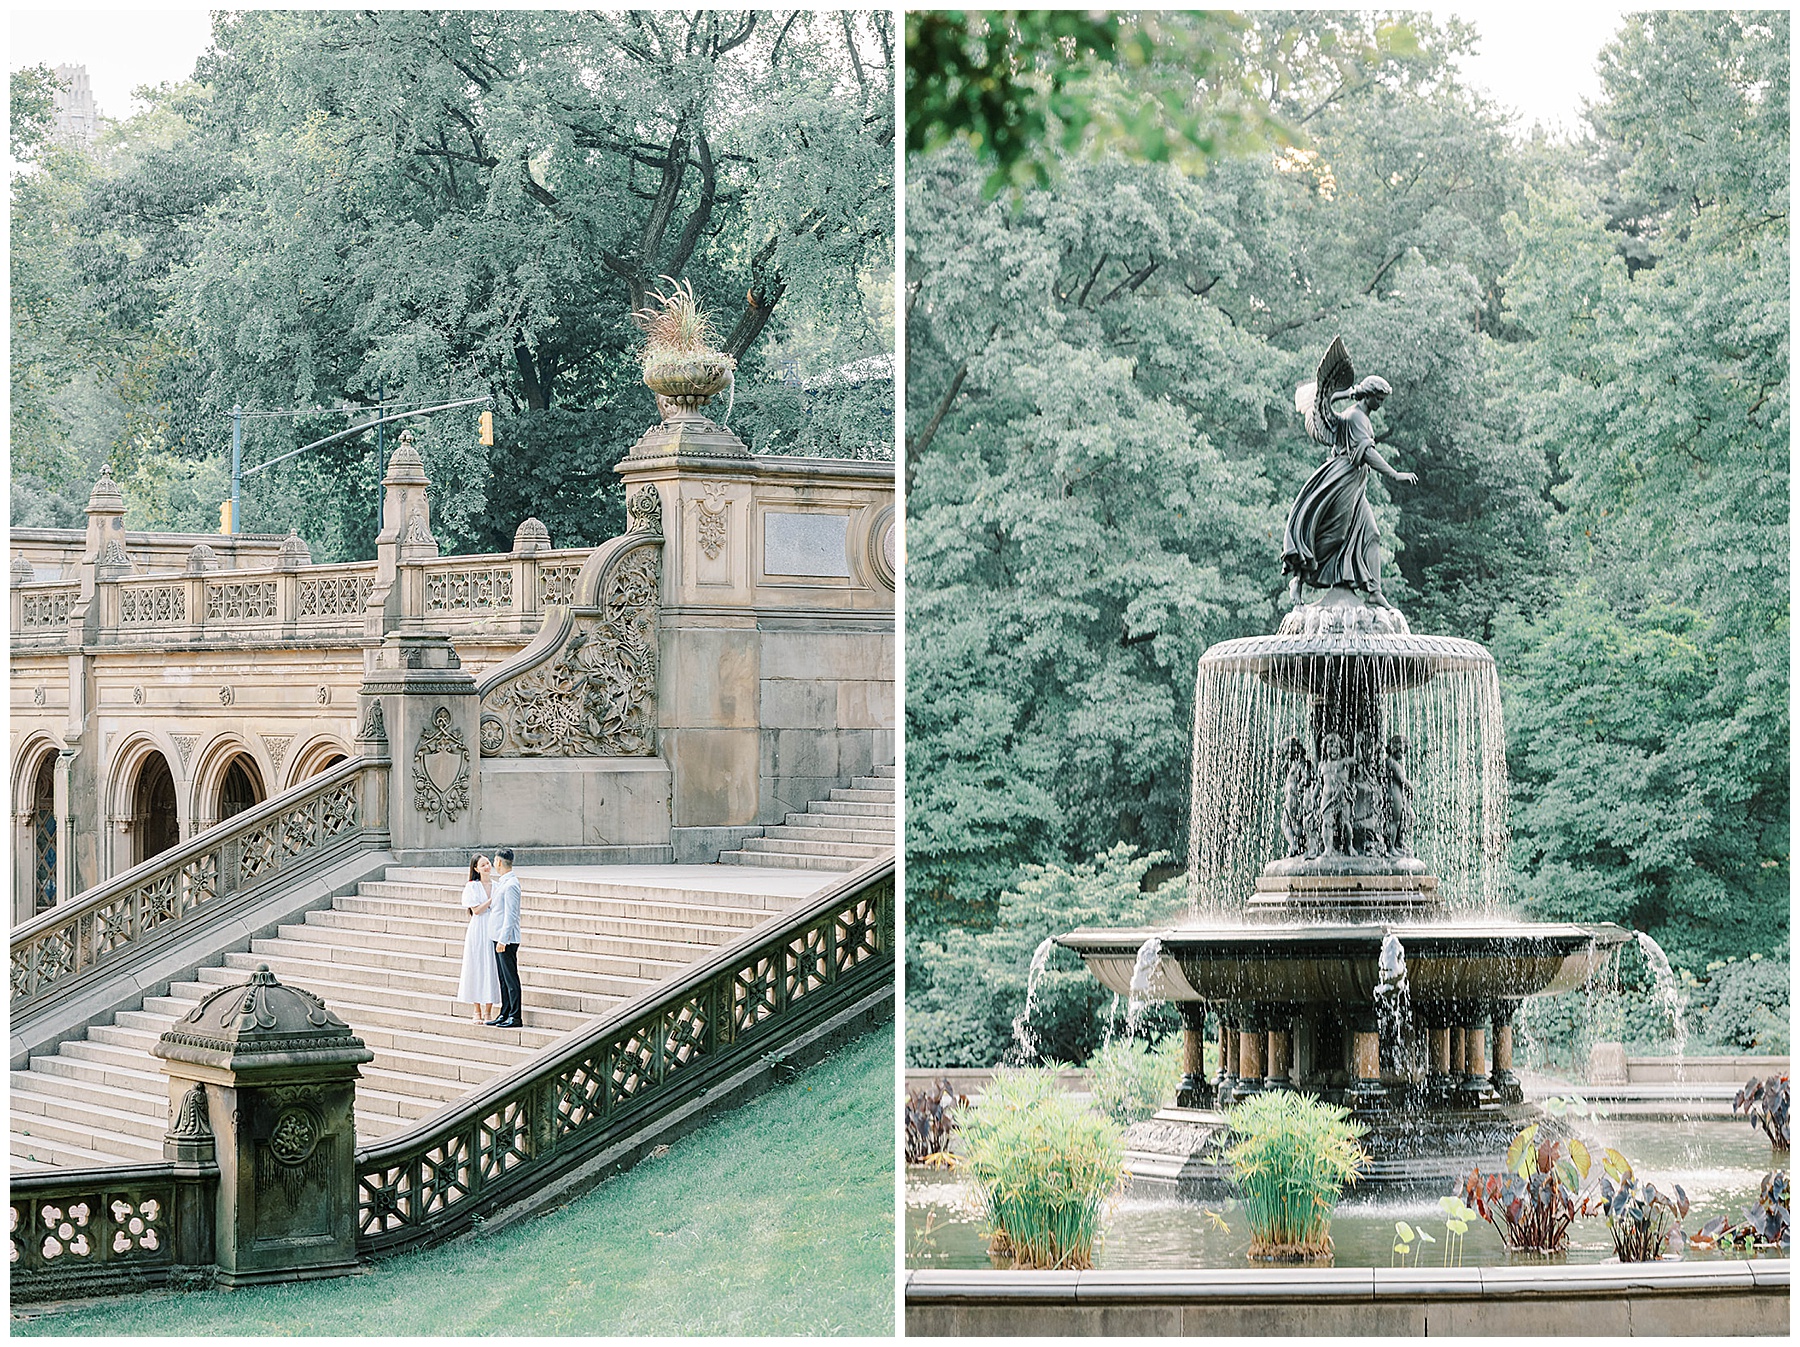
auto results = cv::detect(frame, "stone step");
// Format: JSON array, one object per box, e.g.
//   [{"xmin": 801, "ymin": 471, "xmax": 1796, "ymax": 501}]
[
  {"xmin": 848, "ymin": 776, "xmax": 895, "ymax": 793},
  {"xmin": 827, "ymin": 788, "xmax": 894, "ymax": 804},
  {"xmin": 305, "ymin": 903, "xmax": 740, "ymax": 951},
  {"xmin": 137, "ymin": 981, "xmax": 582, "ymax": 1043},
  {"xmin": 219, "ymin": 948, "xmax": 657, "ymax": 1007},
  {"xmin": 759, "ymin": 823, "xmax": 896, "ymax": 846},
  {"xmin": 12, "ymin": 856, "xmax": 821, "ymax": 1174},
  {"xmin": 273, "ymin": 911, "xmax": 709, "ymax": 972},
  {"xmin": 735, "ymin": 836, "xmax": 892, "ymax": 860},
  {"xmin": 808, "ymin": 799, "xmax": 894, "ymax": 817},
  {"xmin": 350, "ymin": 883, "xmax": 776, "ymax": 927},
  {"xmin": 376, "ymin": 869, "xmax": 813, "ymax": 913},
  {"xmin": 781, "ymin": 809, "xmax": 896, "ymax": 834},
  {"xmin": 865, "ymin": 763, "xmax": 895, "ymax": 778},
  {"xmin": 238, "ymin": 935, "xmax": 672, "ymax": 990},
  {"xmin": 718, "ymin": 849, "xmax": 861, "ymax": 872}
]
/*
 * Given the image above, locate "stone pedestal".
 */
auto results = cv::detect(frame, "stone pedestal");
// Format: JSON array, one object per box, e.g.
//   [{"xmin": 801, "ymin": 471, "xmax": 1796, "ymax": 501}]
[
  {"xmin": 1459, "ymin": 1026, "xmax": 1488, "ymax": 1104},
  {"xmin": 153, "ymin": 965, "xmax": 373, "ymax": 1287},
  {"xmin": 1236, "ymin": 1027, "xmax": 1266, "ymax": 1095},
  {"xmin": 361, "ymin": 633, "xmax": 479, "ymax": 861},
  {"xmin": 1587, "ymin": 1040, "xmax": 1629, "ymax": 1085},
  {"xmin": 1427, "ymin": 1024, "xmax": 1455, "ymax": 1102},
  {"xmin": 1347, "ymin": 1011, "xmax": 1386, "ymax": 1111}
]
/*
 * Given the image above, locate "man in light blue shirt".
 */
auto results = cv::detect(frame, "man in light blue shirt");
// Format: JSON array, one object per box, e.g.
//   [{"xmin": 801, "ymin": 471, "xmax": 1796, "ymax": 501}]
[{"xmin": 488, "ymin": 848, "xmax": 524, "ymax": 1027}]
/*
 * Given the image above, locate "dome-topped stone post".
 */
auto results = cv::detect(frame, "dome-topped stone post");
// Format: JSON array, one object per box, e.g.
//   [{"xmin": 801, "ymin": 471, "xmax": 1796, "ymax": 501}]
[{"xmin": 152, "ymin": 965, "xmax": 374, "ymax": 1287}]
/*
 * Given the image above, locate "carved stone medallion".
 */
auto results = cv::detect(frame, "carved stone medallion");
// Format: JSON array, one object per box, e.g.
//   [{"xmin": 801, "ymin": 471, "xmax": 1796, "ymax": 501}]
[
  {"xmin": 627, "ymin": 484, "xmax": 663, "ymax": 536},
  {"xmin": 696, "ymin": 482, "xmax": 729, "ymax": 560},
  {"xmin": 412, "ymin": 707, "xmax": 470, "ymax": 825}
]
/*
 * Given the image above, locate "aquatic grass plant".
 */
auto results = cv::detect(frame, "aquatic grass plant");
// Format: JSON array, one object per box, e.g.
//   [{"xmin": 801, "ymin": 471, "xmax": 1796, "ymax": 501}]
[
  {"xmin": 1223, "ymin": 1092, "xmax": 1368, "ymax": 1260},
  {"xmin": 955, "ymin": 1068, "xmax": 1124, "ymax": 1269}
]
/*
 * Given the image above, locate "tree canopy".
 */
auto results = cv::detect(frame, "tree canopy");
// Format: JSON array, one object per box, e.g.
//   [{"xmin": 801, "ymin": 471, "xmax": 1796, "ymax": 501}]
[{"xmin": 12, "ymin": 10, "xmax": 894, "ymax": 555}]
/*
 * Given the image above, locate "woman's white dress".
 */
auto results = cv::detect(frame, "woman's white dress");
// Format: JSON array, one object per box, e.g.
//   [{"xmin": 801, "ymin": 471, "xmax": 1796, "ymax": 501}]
[{"xmin": 456, "ymin": 879, "xmax": 500, "ymax": 1005}]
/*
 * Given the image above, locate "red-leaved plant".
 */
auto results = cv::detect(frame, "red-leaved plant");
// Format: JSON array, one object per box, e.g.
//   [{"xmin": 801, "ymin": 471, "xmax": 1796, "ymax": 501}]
[{"xmin": 1461, "ymin": 1122, "xmax": 1594, "ymax": 1254}]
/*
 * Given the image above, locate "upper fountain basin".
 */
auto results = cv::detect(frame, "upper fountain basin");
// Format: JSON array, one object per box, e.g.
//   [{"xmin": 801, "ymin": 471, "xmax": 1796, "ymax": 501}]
[
  {"xmin": 1055, "ymin": 920, "xmax": 1632, "ymax": 1007},
  {"xmin": 1198, "ymin": 631, "xmax": 1494, "ymax": 694}
]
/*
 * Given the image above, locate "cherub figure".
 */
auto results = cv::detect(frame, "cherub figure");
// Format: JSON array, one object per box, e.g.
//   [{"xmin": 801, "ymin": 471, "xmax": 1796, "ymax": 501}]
[
  {"xmin": 1279, "ymin": 737, "xmax": 1315, "ymax": 858},
  {"xmin": 1316, "ymin": 733, "xmax": 1355, "ymax": 857},
  {"xmin": 1384, "ymin": 734, "xmax": 1416, "ymax": 858},
  {"xmin": 1351, "ymin": 728, "xmax": 1388, "ymax": 857}
]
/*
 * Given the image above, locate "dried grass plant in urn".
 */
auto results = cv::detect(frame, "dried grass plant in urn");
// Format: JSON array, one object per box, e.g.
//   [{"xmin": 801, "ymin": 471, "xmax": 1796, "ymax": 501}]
[{"xmin": 634, "ymin": 275, "xmax": 735, "ymax": 418}]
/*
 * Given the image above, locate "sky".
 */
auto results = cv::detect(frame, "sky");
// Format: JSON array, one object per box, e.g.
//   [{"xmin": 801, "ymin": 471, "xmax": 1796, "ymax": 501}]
[{"xmin": 10, "ymin": 6, "xmax": 1632, "ymax": 134}]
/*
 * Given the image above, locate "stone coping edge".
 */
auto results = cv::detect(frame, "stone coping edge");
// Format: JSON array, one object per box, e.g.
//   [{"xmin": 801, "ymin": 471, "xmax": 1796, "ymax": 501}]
[{"xmin": 905, "ymin": 1260, "xmax": 1789, "ymax": 1303}]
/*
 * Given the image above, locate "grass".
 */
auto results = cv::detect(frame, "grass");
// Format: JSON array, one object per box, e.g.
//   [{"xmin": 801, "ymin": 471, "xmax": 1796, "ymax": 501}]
[
  {"xmin": 13, "ymin": 1023, "xmax": 895, "ymax": 1337},
  {"xmin": 957, "ymin": 1068, "xmax": 1123, "ymax": 1269}
]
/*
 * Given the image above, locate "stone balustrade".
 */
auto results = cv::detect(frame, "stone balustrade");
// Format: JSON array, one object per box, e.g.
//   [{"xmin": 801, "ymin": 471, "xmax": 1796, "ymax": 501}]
[{"xmin": 13, "ymin": 548, "xmax": 601, "ymax": 652}]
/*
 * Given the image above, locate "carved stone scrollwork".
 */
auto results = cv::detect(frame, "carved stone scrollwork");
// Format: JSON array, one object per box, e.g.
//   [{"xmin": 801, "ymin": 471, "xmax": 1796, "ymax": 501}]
[
  {"xmin": 480, "ymin": 544, "xmax": 660, "ymax": 757},
  {"xmin": 359, "ymin": 699, "xmax": 386, "ymax": 743},
  {"xmin": 627, "ymin": 484, "xmax": 663, "ymax": 536},
  {"xmin": 412, "ymin": 707, "xmax": 470, "ymax": 825},
  {"xmin": 696, "ymin": 482, "xmax": 729, "ymax": 560},
  {"xmin": 170, "ymin": 1084, "xmax": 212, "ymax": 1139}
]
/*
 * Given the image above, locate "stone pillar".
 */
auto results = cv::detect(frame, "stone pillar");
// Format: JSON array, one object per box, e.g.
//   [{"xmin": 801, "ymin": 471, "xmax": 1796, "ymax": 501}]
[
  {"xmin": 153, "ymin": 965, "xmax": 373, "ymax": 1287},
  {"xmin": 1490, "ymin": 1004, "xmax": 1523, "ymax": 1104},
  {"xmin": 1236, "ymin": 1024, "xmax": 1266, "ymax": 1095},
  {"xmin": 1460, "ymin": 1025, "xmax": 1488, "ymax": 1105},
  {"xmin": 361, "ymin": 632, "xmax": 479, "ymax": 862},
  {"xmin": 1216, "ymin": 1016, "xmax": 1236, "ymax": 1105},
  {"xmin": 1428, "ymin": 1023, "xmax": 1454, "ymax": 1102},
  {"xmin": 366, "ymin": 432, "xmax": 435, "ymax": 654},
  {"xmin": 1175, "ymin": 1002, "xmax": 1213, "ymax": 1109},
  {"xmin": 1450, "ymin": 1026, "xmax": 1467, "ymax": 1078},
  {"xmin": 1264, "ymin": 1022, "xmax": 1292, "ymax": 1092},
  {"xmin": 1346, "ymin": 1009, "xmax": 1385, "ymax": 1111},
  {"xmin": 614, "ymin": 420, "xmax": 895, "ymax": 857}
]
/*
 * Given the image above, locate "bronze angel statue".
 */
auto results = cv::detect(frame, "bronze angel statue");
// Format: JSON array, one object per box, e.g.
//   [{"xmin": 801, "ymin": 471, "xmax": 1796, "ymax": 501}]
[{"xmin": 1281, "ymin": 337, "xmax": 1416, "ymax": 607}]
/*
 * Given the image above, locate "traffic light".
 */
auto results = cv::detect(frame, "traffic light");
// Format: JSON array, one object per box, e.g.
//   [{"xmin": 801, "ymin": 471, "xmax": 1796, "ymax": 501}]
[
  {"xmin": 479, "ymin": 410, "xmax": 494, "ymax": 446},
  {"xmin": 219, "ymin": 500, "xmax": 233, "ymax": 535}
]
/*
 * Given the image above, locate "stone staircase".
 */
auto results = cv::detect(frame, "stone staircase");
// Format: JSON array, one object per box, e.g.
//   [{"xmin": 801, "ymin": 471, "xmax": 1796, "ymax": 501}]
[
  {"xmin": 720, "ymin": 764, "xmax": 896, "ymax": 871},
  {"xmin": 10, "ymin": 864, "xmax": 822, "ymax": 1171}
]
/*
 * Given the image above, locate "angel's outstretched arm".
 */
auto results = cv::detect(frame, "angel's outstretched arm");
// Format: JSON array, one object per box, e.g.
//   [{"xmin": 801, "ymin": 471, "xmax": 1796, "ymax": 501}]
[{"xmin": 1362, "ymin": 443, "xmax": 1417, "ymax": 485}]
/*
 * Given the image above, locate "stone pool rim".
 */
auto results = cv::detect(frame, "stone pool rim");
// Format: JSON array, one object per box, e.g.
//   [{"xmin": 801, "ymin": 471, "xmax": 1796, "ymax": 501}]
[{"xmin": 905, "ymin": 1260, "xmax": 1790, "ymax": 1336}]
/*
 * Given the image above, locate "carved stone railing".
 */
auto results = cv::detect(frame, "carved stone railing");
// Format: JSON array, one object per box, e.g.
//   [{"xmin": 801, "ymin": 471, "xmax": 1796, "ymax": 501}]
[
  {"xmin": 475, "ymin": 490, "xmax": 663, "ymax": 757},
  {"xmin": 296, "ymin": 560, "xmax": 379, "ymax": 621},
  {"xmin": 354, "ymin": 857, "xmax": 892, "ymax": 1254},
  {"xmin": 14, "ymin": 582, "xmax": 78, "ymax": 636},
  {"xmin": 9, "ymin": 754, "xmax": 388, "ymax": 1015},
  {"xmin": 420, "ymin": 557, "xmax": 516, "ymax": 614},
  {"xmin": 10, "ymin": 1161, "xmax": 216, "ymax": 1300},
  {"xmin": 118, "ymin": 579, "xmax": 187, "ymax": 626}
]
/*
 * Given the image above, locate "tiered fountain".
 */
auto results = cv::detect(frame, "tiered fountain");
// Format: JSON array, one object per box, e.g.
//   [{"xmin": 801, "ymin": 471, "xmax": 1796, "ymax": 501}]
[{"xmin": 1056, "ymin": 341, "xmax": 1632, "ymax": 1186}]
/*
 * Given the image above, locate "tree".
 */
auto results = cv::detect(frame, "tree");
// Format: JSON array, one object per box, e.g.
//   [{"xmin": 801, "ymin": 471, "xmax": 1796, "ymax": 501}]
[
  {"xmin": 1497, "ymin": 11, "xmax": 1788, "ymax": 968},
  {"xmin": 23, "ymin": 11, "xmax": 893, "ymax": 556}
]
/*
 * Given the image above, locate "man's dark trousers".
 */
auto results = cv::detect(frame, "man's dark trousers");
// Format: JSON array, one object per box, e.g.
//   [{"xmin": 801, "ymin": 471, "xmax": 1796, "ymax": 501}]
[{"xmin": 495, "ymin": 944, "xmax": 522, "ymax": 1022}]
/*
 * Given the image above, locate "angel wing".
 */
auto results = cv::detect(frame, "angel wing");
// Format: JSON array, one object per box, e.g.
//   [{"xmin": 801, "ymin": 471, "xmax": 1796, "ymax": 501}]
[{"xmin": 1294, "ymin": 336, "xmax": 1355, "ymax": 447}]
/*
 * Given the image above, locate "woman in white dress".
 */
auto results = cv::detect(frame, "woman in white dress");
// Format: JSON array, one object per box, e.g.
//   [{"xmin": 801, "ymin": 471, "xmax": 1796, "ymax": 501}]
[{"xmin": 456, "ymin": 855, "xmax": 501, "ymax": 1021}]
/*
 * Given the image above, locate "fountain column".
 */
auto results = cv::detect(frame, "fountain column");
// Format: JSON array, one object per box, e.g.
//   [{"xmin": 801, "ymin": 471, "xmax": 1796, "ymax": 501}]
[
  {"xmin": 1460, "ymin": 1022, "xmax": 1488, "ymax": 1106},
  {"xmin": 1176, "ymin": 1003, "xmax": 1214, "ymax": 1109},
  {"xmin": 1264, "ymin": 1018, "xmax": 1292, "ymax": 1092},
  {"xmin": 1219, "ymin": 1014, "xmax": 1240, "ymax": 1104},
  {"xmin": 1346, "ymin": 1008, "xmax": 1385, "ymax": 1111},
  {"xmin": 1427, "ymin": 1024, "xmax": 1454, "ymax": 1102},
  {"xmin": 1490, "ymin": 1003, "xmax": 1523, "ymax": 1104},
  {"xmin": 1450, "ymin": 1025, "xmax": 1466, "ymax": 1083},
  {"xmin": 1236, "ymin": 1009, "xmax": 1266, "ymax": 1096}
]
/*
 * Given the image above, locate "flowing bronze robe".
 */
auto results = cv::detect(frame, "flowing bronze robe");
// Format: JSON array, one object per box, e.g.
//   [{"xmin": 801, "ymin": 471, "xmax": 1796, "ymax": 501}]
[{"xmin": 1281, "ymin": 401, "xmax": 1382, "ymax": 592}]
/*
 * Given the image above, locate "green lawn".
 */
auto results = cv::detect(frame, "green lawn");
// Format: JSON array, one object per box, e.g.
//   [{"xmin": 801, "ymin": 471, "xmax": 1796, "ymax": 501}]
[{"xmin": 15, "ymin": 1022, "xmax": 896, "ymax": 1337}]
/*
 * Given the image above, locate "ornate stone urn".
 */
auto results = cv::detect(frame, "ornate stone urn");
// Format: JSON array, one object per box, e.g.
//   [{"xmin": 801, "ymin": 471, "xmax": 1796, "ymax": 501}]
[
  {"xmin": 644, "ymin": 354, "xmax": 734, "ymax": 416},
  {"xmin": 154, "ymin": 965, "xmax": 373, "ymax": 1286},
  {"xmin": 635, "ymin": 277, "xmax": 736, "ymax": 421}
]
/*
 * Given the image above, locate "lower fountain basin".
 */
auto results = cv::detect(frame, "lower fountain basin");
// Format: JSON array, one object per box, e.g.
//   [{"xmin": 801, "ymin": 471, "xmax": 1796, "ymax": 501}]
[{"xmin": 1056, "ymin": 921, "xmax": 1633, "ymax": 1005}]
